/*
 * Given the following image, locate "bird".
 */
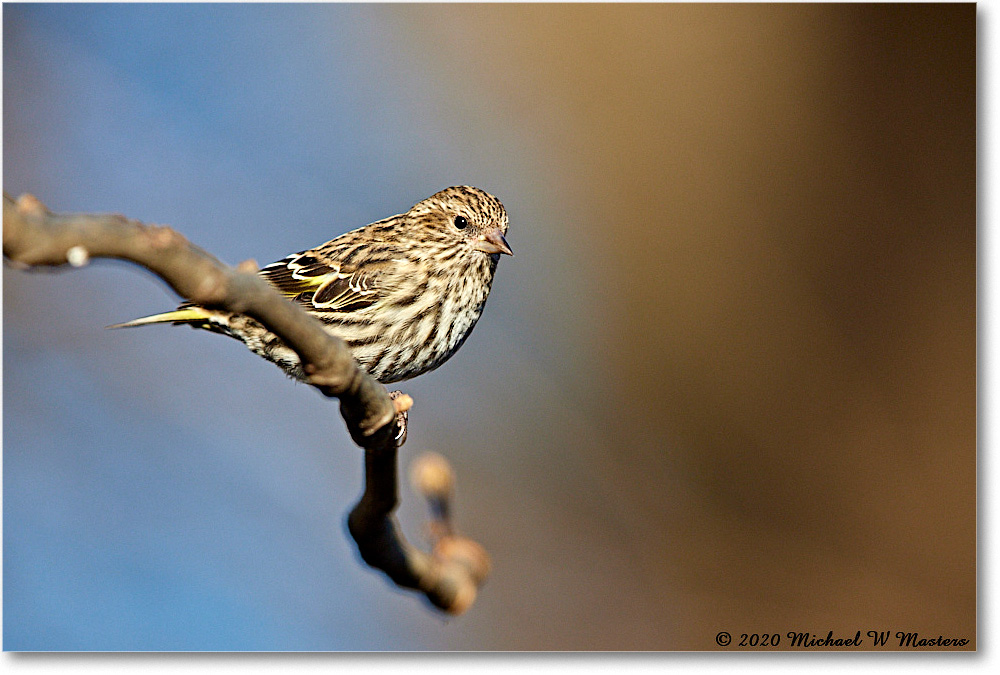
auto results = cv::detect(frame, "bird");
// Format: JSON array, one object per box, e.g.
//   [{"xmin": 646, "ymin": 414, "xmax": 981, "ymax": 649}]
[{"xmin": 112, "ymin": 186, "xmax": 512, "ymax": 386}]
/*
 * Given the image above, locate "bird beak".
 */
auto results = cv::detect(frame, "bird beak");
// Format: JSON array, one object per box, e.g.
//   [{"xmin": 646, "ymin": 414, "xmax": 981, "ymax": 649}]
[{"xmin": 474, "ymin": 228, "xmax": 514, "ymax": 256}]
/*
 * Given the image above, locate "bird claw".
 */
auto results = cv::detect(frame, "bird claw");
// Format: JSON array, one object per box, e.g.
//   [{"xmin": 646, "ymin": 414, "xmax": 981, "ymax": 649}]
[{"xmin": 388, "ymin": 390, "xmax": 409, "ymax": 446}]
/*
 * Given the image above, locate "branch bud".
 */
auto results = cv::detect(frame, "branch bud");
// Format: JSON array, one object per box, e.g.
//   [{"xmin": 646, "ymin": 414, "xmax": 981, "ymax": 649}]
[{"xmin": 411, "ymin": 452, "xmax": 454, "ymax": 500}]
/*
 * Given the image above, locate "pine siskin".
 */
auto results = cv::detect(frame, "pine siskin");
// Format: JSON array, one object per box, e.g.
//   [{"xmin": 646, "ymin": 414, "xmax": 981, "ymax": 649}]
[{"xmin": 113, "ymin": 186, "xmax": 512, "ymax": 384}]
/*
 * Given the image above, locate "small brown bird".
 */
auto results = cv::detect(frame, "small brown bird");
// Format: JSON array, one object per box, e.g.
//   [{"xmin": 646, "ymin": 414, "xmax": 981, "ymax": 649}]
[{"xmin": 113, "ymin": 186, "xmax": 512, "ymax": 384}]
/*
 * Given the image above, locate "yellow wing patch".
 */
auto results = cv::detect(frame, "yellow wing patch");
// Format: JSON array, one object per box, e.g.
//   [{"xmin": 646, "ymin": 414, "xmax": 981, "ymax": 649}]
[{"xmin": 260, "ymin": 252, "xmax": 379, "ymax": 313}]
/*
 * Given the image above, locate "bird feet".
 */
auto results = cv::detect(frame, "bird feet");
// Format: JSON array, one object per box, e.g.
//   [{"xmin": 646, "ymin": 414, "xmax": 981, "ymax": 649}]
[{"xmin": 388, "ymin": 390, "xmax": 413, "ymax": 446}]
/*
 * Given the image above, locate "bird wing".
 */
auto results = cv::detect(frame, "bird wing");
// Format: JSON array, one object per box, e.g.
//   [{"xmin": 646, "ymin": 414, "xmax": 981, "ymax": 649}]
[{"xmin": 259, "ymin": 250, "xmax": 381, "ymax": 313}]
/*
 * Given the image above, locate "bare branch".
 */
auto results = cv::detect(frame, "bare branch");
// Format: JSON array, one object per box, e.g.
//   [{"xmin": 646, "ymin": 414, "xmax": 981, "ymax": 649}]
[{"xmin": 3, "ymin": 191, "xmax": 490, "ymax": 614}]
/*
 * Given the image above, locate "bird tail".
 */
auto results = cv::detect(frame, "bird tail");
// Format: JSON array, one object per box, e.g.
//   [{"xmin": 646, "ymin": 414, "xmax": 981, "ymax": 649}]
[{"xmin": 106, "ymin": 307, "xmax": 209, "ymax": 329}]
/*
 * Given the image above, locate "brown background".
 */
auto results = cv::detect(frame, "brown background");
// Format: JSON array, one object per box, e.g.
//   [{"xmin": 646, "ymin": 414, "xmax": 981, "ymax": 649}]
[{"xmin": 397, "ymin": 3, "xmax": 976, "ymax": 649}]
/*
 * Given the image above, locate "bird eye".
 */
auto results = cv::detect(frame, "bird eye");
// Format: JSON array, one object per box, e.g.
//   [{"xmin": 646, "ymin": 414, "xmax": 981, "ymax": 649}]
[{"xmin": 454, "ymin": 215, "xmax": 468, "ymax": 230}]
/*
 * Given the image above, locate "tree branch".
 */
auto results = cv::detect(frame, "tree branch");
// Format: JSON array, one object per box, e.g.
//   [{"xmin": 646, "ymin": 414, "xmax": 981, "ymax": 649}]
[{"xmin": 3, "ymin": 191, "xmax": 490, "ymax": 614}]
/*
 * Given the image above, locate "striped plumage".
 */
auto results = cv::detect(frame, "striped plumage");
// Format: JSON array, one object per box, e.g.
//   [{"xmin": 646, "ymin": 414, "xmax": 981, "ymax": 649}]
[{"xmin": 114, "ymin": 186, "xmax": 512, "ymax": 384}]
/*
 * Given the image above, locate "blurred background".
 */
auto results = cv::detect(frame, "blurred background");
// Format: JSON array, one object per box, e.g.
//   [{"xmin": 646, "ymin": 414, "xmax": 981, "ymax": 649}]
[{"xmin": 3, "ymin": 3, "xmax": 975, "ymax": 650}]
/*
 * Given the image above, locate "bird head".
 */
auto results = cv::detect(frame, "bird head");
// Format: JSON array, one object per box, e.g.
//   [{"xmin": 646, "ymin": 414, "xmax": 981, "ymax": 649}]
[{"xmin": 409, "ymin": 186, "xmax": 513, "ymax": 259}]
